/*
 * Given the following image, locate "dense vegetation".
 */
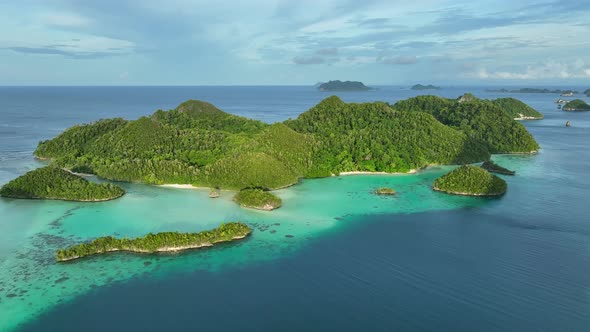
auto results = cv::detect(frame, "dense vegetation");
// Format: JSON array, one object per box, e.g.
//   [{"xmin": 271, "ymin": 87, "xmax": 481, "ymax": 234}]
[
  {"xmin": 393, "ymin": 95, "xmax": 540, "ymax": 153},
  {"xmin": 411, "ymin": 84, "xmax": 440, "ymax": 90},
  {"xmin": 374, "ymin": 187, "xmax": 396, "ymax": 195},
  {"xmin": 317, "ymin": 80, "xmax": 371, "ymax": 91},
  {"xmin": 481, "ymin": 160, "xmax": 515, "ymax": 175},
  {"xmin": 287, "ymin": 96, "xmax": 489, "ymax": 173},
  {"xmin": 433, "ymin": 165, "xmax": 507, "ymax": 196},
  {"xmin": 563, "ymin": 99, "xmax": 590, "ymax": 111},
  {"xmin": 0, "ymin": 166, "xmax": 124, "ymax": 201},
  {"xmin": 492, "ymin": 98, "xmax": 543, "ymax": 119},
  {"xmin": 234, "ymin": 189, "xmax": 282, "ymax": 210},
  {"xmin": 56, "ymin": 222, "xmax": 251, "ymax": 262},
  {"xmin": 30, "ymin": 95, "xmax": 539, "ymax": 193}
]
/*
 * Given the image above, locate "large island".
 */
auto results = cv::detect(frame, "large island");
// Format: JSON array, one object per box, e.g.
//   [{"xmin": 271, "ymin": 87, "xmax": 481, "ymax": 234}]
[
  {"xmin": 0, "ymin": 166, "xmax": 125, "ymax": 201},
  {"xmin": 14, "ymin": 94, "xmax": 538, "ymax": 205},
  {"xmin": 433, "ymin": 165, "xmax": 507, "ymax": 196},
  {"xmin": 56, "ymin": 222, "xmax": 251, "ymax": 262}
]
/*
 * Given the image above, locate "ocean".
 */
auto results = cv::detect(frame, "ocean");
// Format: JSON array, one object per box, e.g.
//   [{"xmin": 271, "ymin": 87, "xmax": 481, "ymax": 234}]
[{"xmin": 1, "ymin": 86, "xmax": 589, "ymax": 331}]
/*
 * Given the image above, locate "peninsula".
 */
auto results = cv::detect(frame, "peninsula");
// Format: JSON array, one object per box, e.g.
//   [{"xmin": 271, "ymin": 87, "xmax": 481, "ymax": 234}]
[
  {"xmin": 0, "ymin": 166, "xmax": 124, "ymax": 201},
  {"xmin": 433, "ymin": 165, "xmax": 507, "ymax": 196},
  {"xmin": 56, "ymin": 222, "xmax": 251, "ymax": 262},
  {"xmin": 492, "ymin": 98, "xmax": 543, "ymax": 120},
  {"xmin": 411, "ymin": 84, "xmax": 441, "ymax": 90},
  {"xmin": 317, "ymin": 80, "xmax": 371, "ymax": 91},
  {"xmin": 563, "ymin": 99, "xmax": 590, "ymax": 112},
  {"xmin": 234, "ymin": 189, "xmax": 282, "ymax": 210}
]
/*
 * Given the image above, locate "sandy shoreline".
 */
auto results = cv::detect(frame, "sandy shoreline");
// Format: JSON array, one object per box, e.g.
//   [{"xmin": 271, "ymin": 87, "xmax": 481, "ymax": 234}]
[
  {"xmin": 158, "ymin": 184, "xmax": 209, "ymax": 190},
  {"xmin": 337, "ymin": 169, "xmax": 417, "ymax": 176}
]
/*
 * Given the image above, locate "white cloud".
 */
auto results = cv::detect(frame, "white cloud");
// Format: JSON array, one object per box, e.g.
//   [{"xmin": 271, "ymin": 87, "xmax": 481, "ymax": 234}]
[
  {"xmin": 470, "ymin": 60, "xmax": 590, "ymax": 80},
  {"xmin": 39, "ymin": 12, "xmax": 92, "ymax": 28}
]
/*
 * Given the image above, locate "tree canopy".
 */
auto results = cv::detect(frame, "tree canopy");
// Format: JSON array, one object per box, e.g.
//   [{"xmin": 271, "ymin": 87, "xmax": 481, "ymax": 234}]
[{"xmin": 0, "ymin": 166, "xmax": 124, "ymax": 201}]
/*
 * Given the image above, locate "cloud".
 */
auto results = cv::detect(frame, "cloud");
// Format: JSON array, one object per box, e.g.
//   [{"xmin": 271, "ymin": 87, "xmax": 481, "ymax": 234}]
[
  {"xmin": 378, "ymin": 55, "xmax": 417, "ymax": 65},
  {"xmin": 316, "ymin": 47, "xmax": 338, "ymax": 55},
  {"xmin": 293, "ymin": 56, "xmax": 325, "ymax": 65},
  {"xmin": 469, "ymin": 60, "xmax": 590, "ymax": 80},
  {"xmin": 3, "ymin": 36, "xmax": 136, "ymax": 59},
  {"xmin": 39, "ymin": 12, "xmax": 92, "ymax": 28}
]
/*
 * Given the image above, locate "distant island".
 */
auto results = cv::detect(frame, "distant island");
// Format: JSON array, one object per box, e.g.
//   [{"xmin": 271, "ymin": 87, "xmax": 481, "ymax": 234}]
[
  {"xmin": 433, "ymin": 165, "xmax": 507, "ymax": 196},
  {"xmin": 563, "ymin": 99, "xmax": 590, "ymax": 112},
  {"xmin": 481, "ymin": 160, "xmax": 515, "ymax": 175},
  {"xmin": 317, "ymin": 80, "xmax": 371, "ymax": 91},
  {"xmin": 411, "ymin": 84, "xmax": 441, "ymax": 90},
  {"xmin": 584, "ymin": 89, "xmax": 590, "ymax": 97},
  {"xmin": 16, "ymin": 94, "xmax": 539, "ymax": 206},
  {"xmin": 487, "ymin": 88, "xmax": 579, "ymax": 94},
  {"xmin": 56, "ymin": 222, "xmax": 251, "ymax": 262},
  {"xmin": 0, "ymin": 166, "xmax": 124, "ymax": 201},
  {"xmin": 234, "ymin": 188, "xmax": 282, "ymax": 210}
]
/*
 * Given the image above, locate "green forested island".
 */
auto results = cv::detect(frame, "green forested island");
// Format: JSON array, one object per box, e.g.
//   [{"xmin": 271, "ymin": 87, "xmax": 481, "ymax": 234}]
[
  {"xmin": 234, "ymin": 189, "xmax": 282, "ymax": 210},
  {"xmin": 481, "ymin": 160, "xmax": 515, "ymax": 175},
  {"xmin": 411, "ymin": 84, "xmax": 441, "ymax": 90},
  {"xmin": 56, "ymin": 222, "xmax": 251, "ymax": 262},
  {"xmin": 0, "ymin": 166, "xmax": 124, "ymax": 201},
  {"xmin": 29, "ymin": 95, "xmax": 538, "ymax": 197},
  {"xmin": 433, "ymin": 165, "xmax": 507, "ymax": 196},
  {"xmin": 563, "ymin": 99, "xmax": 590, "ymax": 111},
  {"xmin": 317, "ymin": 80, "xmax": 371, "ymax": 91}
]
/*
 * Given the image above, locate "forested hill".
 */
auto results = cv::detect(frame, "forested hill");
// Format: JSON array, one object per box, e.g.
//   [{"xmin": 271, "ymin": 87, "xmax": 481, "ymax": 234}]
[
  {"xmin": 32, "ymin": 95, "xmax": 539, "ymax": 190},
  {"xmin": 393, "ymin": 95, "xmax": 540, "ymax": 153}
]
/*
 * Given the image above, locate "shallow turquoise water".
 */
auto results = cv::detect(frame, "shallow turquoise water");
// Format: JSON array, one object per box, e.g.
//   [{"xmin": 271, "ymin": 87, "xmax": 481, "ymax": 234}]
[{"xmin": 0, "ymin": 165, "xmax": 493, "ymax": 331}]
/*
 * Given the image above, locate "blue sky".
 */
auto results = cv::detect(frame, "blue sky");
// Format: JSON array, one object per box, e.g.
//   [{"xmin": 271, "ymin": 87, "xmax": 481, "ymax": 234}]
[{"xmin": 0, "ymin": 0, "xmax": 589, "ymax": 85}]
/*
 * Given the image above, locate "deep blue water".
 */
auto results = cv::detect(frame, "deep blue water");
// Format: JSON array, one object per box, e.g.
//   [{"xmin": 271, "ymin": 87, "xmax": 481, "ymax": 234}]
[{"xmin": 1, "ymin": 86, "xmax": 590, "ymax": 331}]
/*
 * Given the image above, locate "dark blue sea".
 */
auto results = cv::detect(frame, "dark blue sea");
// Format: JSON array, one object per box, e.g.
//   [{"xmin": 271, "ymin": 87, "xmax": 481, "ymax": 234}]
[{"xmin": 0, "ymin": 86, "xmax": 589, "ymax": 331}]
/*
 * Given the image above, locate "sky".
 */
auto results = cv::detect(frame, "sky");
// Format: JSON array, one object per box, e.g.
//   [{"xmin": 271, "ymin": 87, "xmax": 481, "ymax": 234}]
[{"xmin": 0, "ymin": 0, "xmax": 589, "ymax": 85}]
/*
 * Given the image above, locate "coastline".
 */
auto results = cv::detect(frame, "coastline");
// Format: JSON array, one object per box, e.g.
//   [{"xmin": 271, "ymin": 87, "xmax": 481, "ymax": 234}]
[
  {"xmin": 336, "ymin": 169, "xmax": 417, "ymax": 176},
  {"xmin": 0, "ymin": 193, "xmax": 124, "ymax": 202},
  {"xmin": 57, "ymin": 234, "xmax": 249, "ymax": 262},
  {"xmin": 432, "ymin": 186, "xmax": 505, "ymax": 197},
  {"xmin": 158, "ymin": 184, "xmax": 207, "ymax": 190}
]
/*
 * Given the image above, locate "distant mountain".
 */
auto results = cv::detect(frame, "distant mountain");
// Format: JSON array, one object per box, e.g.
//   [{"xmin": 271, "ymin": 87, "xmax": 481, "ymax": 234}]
[
  {"xmin": 584, "ymin": 89, "xmax": 590, "ymax": 97},
  {"xmin": 317, "ymin": 80, "xmax": 371, "ymax": 91},
  {"xmin": 411, "ymin": 84, "xmax": 441, "ymax": 90}
]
